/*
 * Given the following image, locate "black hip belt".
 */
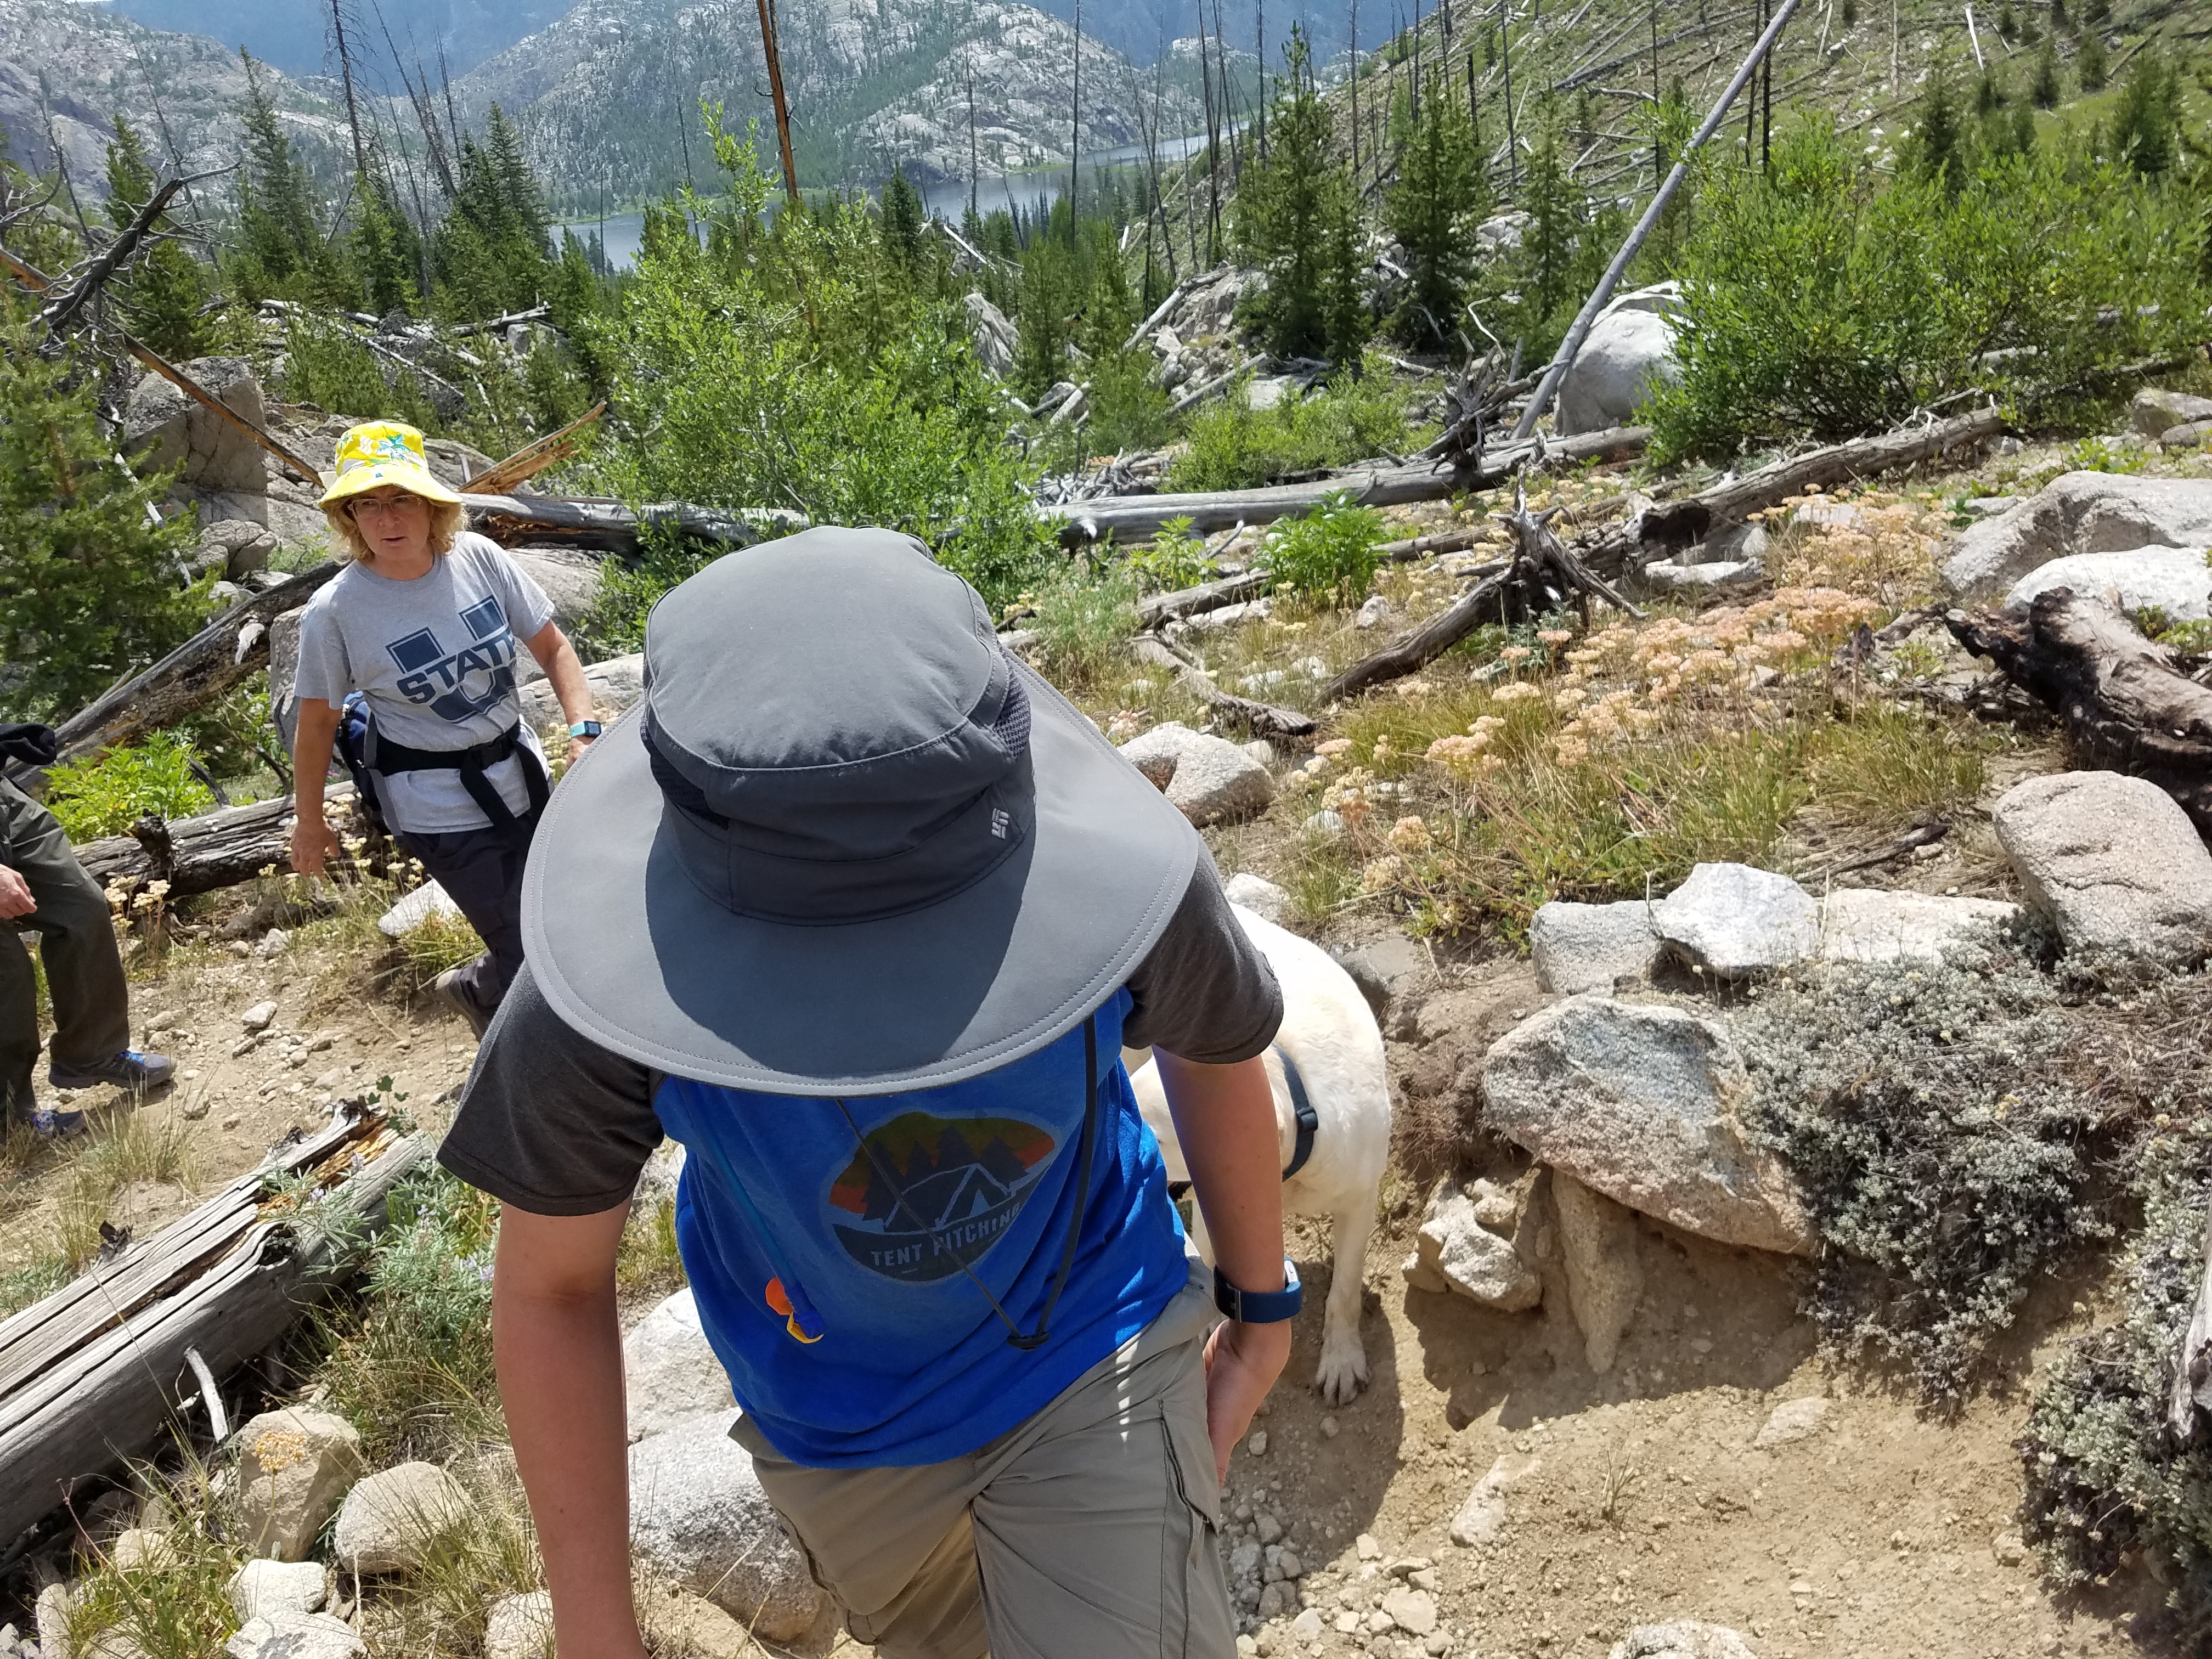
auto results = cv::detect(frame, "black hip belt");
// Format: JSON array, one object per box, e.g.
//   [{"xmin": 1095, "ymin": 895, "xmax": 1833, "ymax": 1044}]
[
  {"xmin": 1167, "ymin": 1043, "xmax": 1317, "ymax": 1200},
  {"xmin": 362, "ymin": 718, "xmax": 549, "ymax": 838}
]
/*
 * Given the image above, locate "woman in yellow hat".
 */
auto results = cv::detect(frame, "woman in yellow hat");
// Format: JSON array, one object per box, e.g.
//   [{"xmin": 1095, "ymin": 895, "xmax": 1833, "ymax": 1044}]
[{"xmin": 288, "ymin": 421, "xmax": 601, "ymax": 1034}]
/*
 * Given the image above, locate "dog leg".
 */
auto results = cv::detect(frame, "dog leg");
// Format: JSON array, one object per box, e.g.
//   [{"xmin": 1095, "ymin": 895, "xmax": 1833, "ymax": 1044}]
[{"xmin": 1313, "ymin": 1199, "xmax": 1376, "ymax": 1405}]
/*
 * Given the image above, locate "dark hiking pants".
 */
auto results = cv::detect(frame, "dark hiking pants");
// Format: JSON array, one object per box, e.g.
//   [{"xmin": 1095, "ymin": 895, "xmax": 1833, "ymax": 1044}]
[
  {"xmin": 397, "ymin": 820, "xmax": 535, "ymax": 1018},
  {"xmin": 1, "ymin": 780, "xmax": 131, "ymax": 1119}
]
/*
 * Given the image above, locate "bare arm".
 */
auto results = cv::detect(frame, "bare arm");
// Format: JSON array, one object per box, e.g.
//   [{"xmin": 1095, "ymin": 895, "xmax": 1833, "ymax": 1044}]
[
  {"xmin": 1155, "ymin": 1049, "xmax": 1291, "ymax": 1481},
  {"xmin": 524, "ymin": 622, "xmax": 598, "ymax": 761},
  {"xmin": 493, "ymin": 1203, "xmax": 647, "ymax": 1658},
  {"xmin": 287, "ymin": 698, "xmax": 343, "ymax": 876}
]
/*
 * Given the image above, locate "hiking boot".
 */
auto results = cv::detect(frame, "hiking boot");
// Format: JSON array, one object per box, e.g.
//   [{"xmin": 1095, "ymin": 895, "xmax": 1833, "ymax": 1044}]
[
  {"xmin": 8, "ymin": 1096, "xmax": 88, "ymax": 1139},
  {"xmin": 431, "ymin": 963, "xmax": 497, "ymax": 1040},
  {"xmin": 48, "ymin": 1049, "xmax": 176, "ymax": 1093}
]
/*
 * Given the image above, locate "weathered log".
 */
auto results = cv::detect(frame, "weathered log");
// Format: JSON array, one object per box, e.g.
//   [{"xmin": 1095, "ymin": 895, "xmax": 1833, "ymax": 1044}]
[
  {"xmin": 1135, "ymin": 569, "xmax": 1273, "ymax": 628},
  {"xmin": 1583, "ymin": 407, "xmax": 2006, "ymax": 576},
  {"xmin": 2169, "ymin": 1196, "xmax": 2212, "ymax": 1446},
  {"xmin": 1129, "ymin": 636, "xmax": 1317, "ymax": 739},
  {"xmin": 75, "ymin": 785, "xmax": 362, "ymax": 899},
  {"xmin": 1378, "ymin": 527, "xmax": 1488, "ymax": 562},
  {"xmin": 35, "ymin": 565, "xmax": 342, "ymax": 774},
  {"xmin": 0, "ymin": 1105, "xmax": 430, "ymax": 1545},
  {"xmin": 1325, "ymin": 485, "xmax": 1644, "ymax": 701},
  {"xmin": 467, "ymin": 402, "xmax": 607, "ymax": 495},
  {"xmin": 1048, "ymin": 426, "xmax": 1651, "ymax": 545},
  {"xmin": 1945, "ymin": 589, "xmax": 2212, "ymax": 830},
  {"xmin": 460, "ymin": 493, "xmax": 779, "ymax": 554}
]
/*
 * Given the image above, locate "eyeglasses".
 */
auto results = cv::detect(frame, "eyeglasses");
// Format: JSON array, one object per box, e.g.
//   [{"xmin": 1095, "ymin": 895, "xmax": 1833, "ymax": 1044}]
[{"xmin": 349, "ymin": 493, "xmax": 428, "ymax": 520}]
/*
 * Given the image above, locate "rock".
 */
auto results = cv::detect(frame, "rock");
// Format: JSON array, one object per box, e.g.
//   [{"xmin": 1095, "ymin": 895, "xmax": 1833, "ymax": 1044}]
[
  {"xmin": 1241, "ymin": 739, "xmax": 1277, "ymax": 766},
  {"xmin": 223, "ymin": 1612, "xmax": 365, "ymax": 1659},
  {"xmin": 267, "ymin": 609, "xmax": 306, "ymax": 747},
  {"xmin": 1753, "ymin": 1396, "xmax": 1831, "ymax": 1448},
  {"xmin": 2164, "ymin": 420, "xmax": 2212, "ymax": 449},
  {"xmin": 1247, "ymin": 375, "xmax": 1299, "ymax": 411},
  {"xmin": 332, "ymin": 1462, "xmax": 476, "ymax": 1575},
  {"xmin": 198, "ymin": 518, "xmax": 280, "ymax": 580},
  {"xmin": 124, "ymin": 357, "xmax": 268, "ymax": 494},
  {"xmin": 1530, "ymin": 900, "xmax": 1660, "ymax": 994},
  {"xmin": 254, "ymin": 930, "xmax": 291, "ymax": 960},
  {"xmin": 1639, "ymin": 559, "xmax": 1762, "ymax": 591},
  {"xmin": 504, "ymin": 548, "xmax": 604, "ymax": 631},
  {"xmin": 2002, "ymin": 544, "xmax": 2212, "ymax": 622},
  {"xmin": 1291, "ymin": 1607, "xmax": 1327, "ymax": 1640},
  {"xmin": 1224, "ymin": 872, "xmax": 1290, "ymax": 924},
  {"xmin": 637, "ymin": 1583, "xmax": 768, "ymax": 1659},
  {"xmin": 1380, "ymin": 1588, "xmax": 1438, "ymax": 1636},
  {"xmin": 376, "ymin": 880, "xmax": 466, "ymax": 940},
  {"xmin": 1608, "ymin": 1620, "xmax": 1762, "ymax": 1659},
  {"xmin": 484, "ymin": 1591, "xmax": 555, "ymax": 1659},
  {"xmin": 2131, "ymin": 387, "xmax": 2212, "ymax": 438},
  {"xmin": 1302, "ymin": 809, "xmax": 1345, "ymax": 836},
  {"xmin": 1558, "ymin": 285, "xmax": 1681, "ymax": 437},
  {"xmin": 1684, "ymin": 518, "xmax": 1768, "ymax": 568},
  {"xmin": 1475, "ymin": 210, "xmax": 1531, "ymax": 256},
  {"xmin": 1356, "ymin": 1532, "xmax": 1382, "ymax": 1560},
  {"xmin": 1942, "ymin": 472, "xmax": 2212, "ymax": 597},
  {"xmin": 228, "ymin": 1559, "xmax": 328, "ymax": 1621},
  {"xmin": 1550, "ymin": 1171, "xmax": 1643, "ymax": 1374},
  {"xmin": 108, "ymin": 1528, "xmax": 174, "ymax": 1572},
  {"xmin": 36, "ymin": 1583, "xmax": 72, "ymax": 1659},
  {"xmin": 1993, "ymin": 771, "xmax": 2212, "ymax": 962},
  {"xmin": 633, "ymin": 1137, "xmax": 688, "ymax": 1210},
  {"xmin": 241, "ymin": 1001, "xmax": 279, "ymax": 1033},
  {"xmin": 965, "ymin": 292, "xmax": 1018, "ymax": 379},
  {"xmin": 1815, "ymin": 888, "xmax": 2024, "ymax": 964},
  {"xmin": 1449, "ymin": 1452, "xmax": 1541, "ymax": 1547},
  {"xmin": 629, "ymin": 1409, "xmax": 824, "ymax": 1640},
  {"xmin": 1481, "ymin": 996, "xmax": 1816, "ymax": 1255},
  {"xmin": 1992, "ymin": 1529, "xmax": 2029, "ymax": 1566},
  {"xmin": 1246, "ymin": 1430, "xmax": 1268, "ymax": 1456},
  {"xmin": 517, "ymin": 652, "xmax": 645, "ymax": 734},
  {"xmin": 1356, "ymin": 594, "xmax": 1391, "ymax": 629},
  {"xmin": 623, "ymin": 1288, "xmax": 737, "ymax": 1442},
  {"xmin": 1650, "ymin": 863, "xmax": 1819, "ymax": 978},
  {"xmin": 235, "ymin": 1408, "xmax": 365, "ymax": 1561},
  {"xmin": 1406, "ymin": 1181, "xmax": 1541, "ymax": 1311},
  {"xmin": 1334, "ymin": 932, "xmax": 1433, "ymax": 1018},
  {"xmin": 1116, "ymin": 721, "xmax": 1276, "ymax": 826}
]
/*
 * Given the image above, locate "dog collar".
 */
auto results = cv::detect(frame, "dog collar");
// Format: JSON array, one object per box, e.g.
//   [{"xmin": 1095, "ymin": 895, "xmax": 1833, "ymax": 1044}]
[{"xmin": 1214, "ymin": 1259, "xmax": 1302, "ymax": 1324}]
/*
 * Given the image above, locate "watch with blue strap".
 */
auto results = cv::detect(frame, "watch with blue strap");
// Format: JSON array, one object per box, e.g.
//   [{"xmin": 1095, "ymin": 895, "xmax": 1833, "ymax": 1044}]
[
  {"xmin": 569, "ymin": 720, "xmax": 603, "ymax": 739},
  {"xmin": 1214, "ymin": 1258, "xmax": 1302, "ymax": 1324}
]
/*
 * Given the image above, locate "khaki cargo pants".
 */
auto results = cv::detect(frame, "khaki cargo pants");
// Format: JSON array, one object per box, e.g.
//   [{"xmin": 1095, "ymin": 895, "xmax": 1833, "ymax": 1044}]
[{"xmin": 732, "ymin": 1266, "xmax": 1235, "ymax": 1659}]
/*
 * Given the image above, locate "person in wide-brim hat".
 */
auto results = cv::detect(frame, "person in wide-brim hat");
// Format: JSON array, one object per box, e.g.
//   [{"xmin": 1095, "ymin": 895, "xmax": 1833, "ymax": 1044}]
[{"xmin": 439, "ymin": 528, "xmax": 1300, "ymax": 1659}]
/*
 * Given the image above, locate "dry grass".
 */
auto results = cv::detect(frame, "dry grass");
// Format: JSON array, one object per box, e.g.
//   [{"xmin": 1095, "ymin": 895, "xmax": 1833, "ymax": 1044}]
[
  {"xmin": 618, "ymin": 1193, "xmax": 689, "ymax": 1304},
  {"xmin": 50, "ymin": 1105, "xmax": 203, "ymax": 1268},
  {"xmin": 65, "ymin": 1454, "xmax": 248, "ymax": 1659}
]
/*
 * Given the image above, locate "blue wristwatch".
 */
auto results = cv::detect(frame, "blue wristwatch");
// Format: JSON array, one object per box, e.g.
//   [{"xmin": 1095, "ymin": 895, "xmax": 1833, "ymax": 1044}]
[
  {"xmin": 1214, "ymin": 1259, "xmax": 1302, "ymax": 1324},
  {"xmin": 569, "ymin": 720, "xmax": 603, "ymax": 738}
]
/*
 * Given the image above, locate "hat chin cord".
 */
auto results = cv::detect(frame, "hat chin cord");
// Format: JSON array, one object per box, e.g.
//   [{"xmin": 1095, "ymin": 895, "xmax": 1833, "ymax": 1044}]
[{"xmin": 832, "ymin": 1015, "xmax": 1102, "ymax": 1351}]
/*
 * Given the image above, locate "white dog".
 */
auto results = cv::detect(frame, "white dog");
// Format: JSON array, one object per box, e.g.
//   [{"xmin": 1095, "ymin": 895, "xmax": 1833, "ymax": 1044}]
[{"xmin": 1125, "ymin": 904, "xmax": 1392, "ymax": 1404}]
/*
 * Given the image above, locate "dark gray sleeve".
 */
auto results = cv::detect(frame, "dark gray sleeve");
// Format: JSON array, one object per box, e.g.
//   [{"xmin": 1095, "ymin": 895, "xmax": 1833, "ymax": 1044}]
[
  {"xmin": 1122, "ymin": 857, "xmax": 1284, "ymax": 1063},
  {"xmin": 438, "ymin": 961, "xmax": 664, "ymax": 1215}
]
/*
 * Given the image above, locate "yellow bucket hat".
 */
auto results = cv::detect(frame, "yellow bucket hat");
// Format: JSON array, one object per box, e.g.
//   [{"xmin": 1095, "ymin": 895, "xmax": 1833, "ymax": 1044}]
[{"xmin": 317, "ymin": 421, "xmax": 464, "ymax": 509}]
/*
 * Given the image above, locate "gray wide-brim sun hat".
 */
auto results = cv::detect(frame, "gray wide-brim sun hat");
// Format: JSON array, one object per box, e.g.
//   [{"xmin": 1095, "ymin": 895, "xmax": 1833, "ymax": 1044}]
[{"xmin": 522, "ymin": 526, "xmax": 1201, "ymax": 1096}]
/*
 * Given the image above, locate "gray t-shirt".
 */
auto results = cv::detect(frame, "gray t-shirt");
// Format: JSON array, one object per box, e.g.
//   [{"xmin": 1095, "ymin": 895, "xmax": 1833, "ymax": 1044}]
[
  {"xmin": 439, "ymin": 856, "xmax": 1285, "ymax": 1216},
  {"xmin": 294, "ymin": 533, "xmax": 556, "ymax": 834}
]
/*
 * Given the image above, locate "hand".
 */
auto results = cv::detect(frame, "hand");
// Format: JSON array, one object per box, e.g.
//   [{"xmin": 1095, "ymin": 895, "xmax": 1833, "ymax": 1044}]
[
  {"xmin": 0, "ymin": 865, "xmax": 33, "ymax": 920},
  {"xmin": 565, "ymin": 730, "xmax": 596, "ymax": 766},
  {"xmin": 1201, "ymin": 1316, "xmax": 1292, "ymax": 1484},
  {"xmin": 289, "ymin": 817, "xmax": 342, "ymax": 877}
]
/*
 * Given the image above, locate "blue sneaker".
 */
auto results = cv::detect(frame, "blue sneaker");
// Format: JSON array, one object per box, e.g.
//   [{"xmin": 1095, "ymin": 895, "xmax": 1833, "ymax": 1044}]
[
  {"xmin": 49, "ymin": 1049, "xmax": 176, "ymax": 1092},
  {"xmin": 20, "ymin": 1098, "xmax": 88, "ymax": 1139}
]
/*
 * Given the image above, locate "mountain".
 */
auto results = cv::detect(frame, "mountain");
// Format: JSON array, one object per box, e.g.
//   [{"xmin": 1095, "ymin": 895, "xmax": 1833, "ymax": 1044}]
[
  {"xmin": 0, "ymin": 0, "xmax": 343, "ymax": 198},
  {"xmin": 449, "ymin": 0, "xmax": 1223, "ymax": 208},
  {"xmin": 101, "ymin": 0, "xmax": 574, "ymax": 81}
]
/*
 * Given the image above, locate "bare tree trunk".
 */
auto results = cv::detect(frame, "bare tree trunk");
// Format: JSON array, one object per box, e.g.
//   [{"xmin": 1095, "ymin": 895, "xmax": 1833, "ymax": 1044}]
[
  {"xmin": 1070, "ymin": 0, "xmax": 1082, "ymax": 216},
  {"xmin": 755, "ymin": 0, "xmax": 800, "ymax": 204},
  {"xmin": 329, "ymin": 0, "xmax": 370, "ymax": 181}
]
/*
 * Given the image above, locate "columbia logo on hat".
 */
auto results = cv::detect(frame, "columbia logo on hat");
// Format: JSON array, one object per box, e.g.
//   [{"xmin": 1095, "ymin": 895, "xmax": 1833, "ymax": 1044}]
[{"xmin": 991, "ymin": 808, "xmax": 1011, "ymax": 840}]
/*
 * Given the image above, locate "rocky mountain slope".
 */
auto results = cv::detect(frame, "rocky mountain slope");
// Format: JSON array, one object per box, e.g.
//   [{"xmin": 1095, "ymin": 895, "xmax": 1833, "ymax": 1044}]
[
  {"xmin": 448, "ymin": 0, "xmax": 1217, "ymax": 204},
  {"xmin": 0, "ymin": 0, "xmax": 343, "ymax": 202}
]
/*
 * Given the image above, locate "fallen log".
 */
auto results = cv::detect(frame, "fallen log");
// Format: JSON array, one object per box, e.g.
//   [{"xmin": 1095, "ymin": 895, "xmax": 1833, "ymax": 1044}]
[
  {"xmin": 0, "ymin": 1103, "xmax": 429, "ymax": 1546},
  {"xmin": 73, "ymin": 785, "xmax": 362, "ymax": 899},
  {"xmin": 1378, "ymin": 528, "xmax": 1488, "ymax": 563},
  {"xmin": 461, "ymin": 493, "xmax": 783, "ymax": 554},
  {"xmin": 1945, "ymin": 589, "xmax": 2212, "ymax": 830},
  {"xmin": 1048, "ymin": 426, "xmax": 1651, "ymax": 544},
  {"xmin": 33, "ymin": 565, "xmax": 341, "ymax": 774},
  {"xmin": 1325, "ymin": 484, "xmax": 1645, "ymax": 702},
  {"xmin": 1582, "ymin": 407, "xmax": 2006, "ymax": 577},
  {"xmin": 1130, "ymin": 636, "xmax": 1317, "ymax": 740},
  {"xmin": 2169, "ymin": 1195, "xmax": 2212, "ymax": 1447},
  {"xmin": 467, "ymin": 402, "xmax": 607, "ymax": 495},
  {"xmin": 1135, "ymin": 569, "xmax": 1273, "ymax": 628}
]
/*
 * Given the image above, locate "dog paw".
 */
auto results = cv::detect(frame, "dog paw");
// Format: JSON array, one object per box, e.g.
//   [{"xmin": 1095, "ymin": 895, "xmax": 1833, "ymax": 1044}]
[{"xmin": 1313, "ymin": 1337, "xmax": 1370, "ymax": 1406}]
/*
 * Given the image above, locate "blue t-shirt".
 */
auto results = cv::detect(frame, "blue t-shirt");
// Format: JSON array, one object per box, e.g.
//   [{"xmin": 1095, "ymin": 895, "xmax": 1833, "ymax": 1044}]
[{"xmin": 654, "ymin": 988, "xmax": 1192, "ymax": 1466}]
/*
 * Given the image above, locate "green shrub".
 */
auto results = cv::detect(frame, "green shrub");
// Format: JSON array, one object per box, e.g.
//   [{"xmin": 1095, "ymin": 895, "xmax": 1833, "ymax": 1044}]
[
  {"xmin": 278, "ymin": 316, "xmax": 437, "ymax": 430},
  {"xmin": 46, "ymin": 733, "xmax": 215, "ymax": 841},
  {"xmin": 1735, "ymin": 947, "xmax": 2107, "ymax": 1410},
  {"xmin": 1028, "ymin": 563, "xmax": 1139, "ymax": 689},
  {"xmin": 1165, "ymin": 368, "xmax": 1419, "ymax": 492},
  {"xmin": 1261, "ymin": 492, "xmax": 1387, "ymax": 608},
  {"xmin": 1646, "ymin": 122, "xmax": 2211, "ymax": 460},
  {"xmin": 1127, "ymin": 516, "xmax": 1217, "ymax": 592}
]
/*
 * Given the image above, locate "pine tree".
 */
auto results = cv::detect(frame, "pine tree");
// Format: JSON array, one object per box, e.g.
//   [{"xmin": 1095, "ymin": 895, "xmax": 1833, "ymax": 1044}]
[
  {"xmin": 0, "ymin": 295, "xmax": 207, "ymax": 719},
  {"xmin": 2030, "ymin": 41, "xmax": 2061, "ymax": 108},
  {"xmin": 2112, "ymin": 57, "xmax": 2180, "ymax": 177},
  {"xmin": 2048, "ymin": 0, "xmax": 2068, "ymax": 26},
  {"xmin": 1841, "ymin": 0, "xmax": 1858, "ymax": 26},
  {"xmin": 1320, "ymin": 184, "xmax": 1370, "ymax": 368},
  {"xmin": 2011, "ymin": 102, "xmax": 2038, "ymax": 156},
  {"xmin": 880, "ymin": 166, "xmax": 926, "ymax": 268},
  {"xmin": 1387, "ymin": 65, "xmax": 1486, "ymax": 348},
  {"xmin": 1997, "ymin": 0, "xmax": 2017, "ymax": 41},
  {"xmin": 1517, "ymin": 120, "xmax": 1581, "ymax": 335},
  {"xmin": 2076, "ymin": 30, "xmax": 2109, "ymax": 92},
  {"xmin": 229, "ymin": 51, "xmax": 338, "ymax": 303},
  {"xmin": 1912, "ymin": 57, "xmax": 1969, "ymax": 190},
  {"xmin": 352, "ymin": 174, "xmax": 421, "ymax": 319},
  {"xmin": 1975, "ymin": 65, "xmax": 2005, "ymax": 116},
  {"xmin": 102, "ymin": 115, "xmax": 211, "ymax": 358},
  {"xmin": 1232, "ymin": 27, "xmax": 1357, "ymax": 360},
  {"xmin": 483, "ymin": 106, "xmax": 551, "ymax": 255},
  {"xmin": 432, "ymin": 119, "xmax": 556, "ymax": 318}
]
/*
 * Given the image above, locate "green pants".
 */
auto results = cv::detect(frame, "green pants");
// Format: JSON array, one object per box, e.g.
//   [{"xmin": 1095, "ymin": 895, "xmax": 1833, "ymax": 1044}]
[{"xmin": 1, "ymin": 780, "xmax": 130, "ymax": 1118}]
